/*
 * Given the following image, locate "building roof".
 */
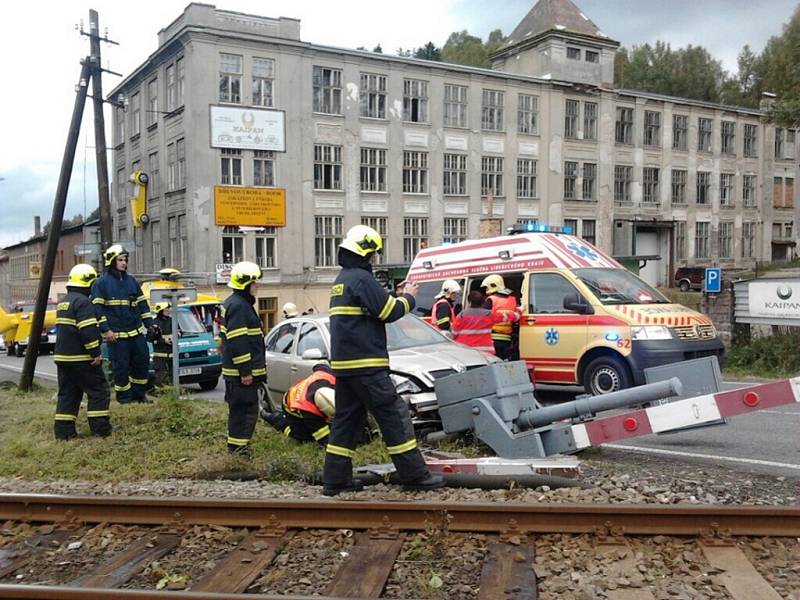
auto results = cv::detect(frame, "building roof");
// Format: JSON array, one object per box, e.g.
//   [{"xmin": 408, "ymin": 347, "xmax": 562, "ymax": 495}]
[
  {"xmin": 501, "ymin": 0, "xmax": 615, "ymax": 50},
  {"xmin": 1, "ymin": 218, "xmax": 100, "ymax": 252}
]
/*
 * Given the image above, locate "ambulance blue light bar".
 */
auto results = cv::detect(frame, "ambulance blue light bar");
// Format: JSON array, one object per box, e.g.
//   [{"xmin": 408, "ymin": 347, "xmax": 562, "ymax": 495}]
[{"xmin": 508, "ymin": 222, "xmax": 573, "ymax": 235}]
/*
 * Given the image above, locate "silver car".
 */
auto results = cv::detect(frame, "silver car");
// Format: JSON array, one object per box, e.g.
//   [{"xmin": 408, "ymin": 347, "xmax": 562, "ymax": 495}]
[{"xmin": 263, "ymin": 313, "xmax": 500, "ymax": 432}]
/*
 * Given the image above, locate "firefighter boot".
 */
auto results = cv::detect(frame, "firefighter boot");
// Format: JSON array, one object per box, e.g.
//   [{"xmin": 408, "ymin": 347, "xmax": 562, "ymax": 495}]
[{"xmin": 402, "ymin": 473, "xmax": 446, "ymax": 492}]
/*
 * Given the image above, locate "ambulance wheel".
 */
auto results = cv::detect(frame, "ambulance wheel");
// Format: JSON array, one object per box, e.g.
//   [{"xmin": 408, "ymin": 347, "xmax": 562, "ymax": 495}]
[
  {"xmin": 582, "ymin": 355, "xmax": 631, "ymax": 395},
  {"xmin": 199, "ymin": 379, "xmax": 218, "ymax": 391}
]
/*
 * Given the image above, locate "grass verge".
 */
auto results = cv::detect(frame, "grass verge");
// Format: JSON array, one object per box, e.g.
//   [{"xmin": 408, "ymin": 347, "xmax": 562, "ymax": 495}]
[
  {"xmin": 725, "ymin": 333, "xmax": 800, "ymax": 379},
  {"xmin": 0, "ymin": 384, "xmax": 394, "ymax": 483}
]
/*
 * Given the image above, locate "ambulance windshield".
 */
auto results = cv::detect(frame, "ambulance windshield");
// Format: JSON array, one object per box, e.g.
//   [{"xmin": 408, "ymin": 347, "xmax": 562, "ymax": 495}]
[{"xmin": 574, "ymin": 268, "xmax": 669, "ymax": 305}]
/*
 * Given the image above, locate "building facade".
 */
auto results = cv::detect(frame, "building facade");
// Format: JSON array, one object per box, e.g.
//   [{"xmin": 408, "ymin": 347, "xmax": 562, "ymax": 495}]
[{"xmin": 107, "ymin": 0, "xmax": 798, "ymax": 316}]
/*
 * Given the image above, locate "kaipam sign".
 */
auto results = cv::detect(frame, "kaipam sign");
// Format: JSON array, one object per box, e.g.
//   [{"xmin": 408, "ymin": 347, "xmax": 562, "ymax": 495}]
[
  {"xmin": 748, "ymin": 281, "xmax": 800, "ymax": 319},
  {"xmin": 214, "ymin": 186, "xmax": 286, "ymax": 227}
]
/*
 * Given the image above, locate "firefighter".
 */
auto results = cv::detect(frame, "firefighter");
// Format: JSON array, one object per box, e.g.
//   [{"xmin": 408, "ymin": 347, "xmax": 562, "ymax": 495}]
[
  {"xmin": 281, "ymin": 302, "xmax": 299, "ymax": 319},
  {"xmin": 221, "ymin": 261, "xmax": 267, "ymax": 458},
  {"xmin": 323, "ymin": 224, "xmax": 445, "ymax": 496},
  {"xmin": 431, "ymin": 279, "xmax": 461, "ymax": 331},
  {"xmin": 263, "ymin": 362, "xmax": 336, "ymax": 445},
  {"xmin": 480, "ymin": 274, "xmax": 521, "ymax": 360},
  {"xmin": 452, "ymin": 290, "xmax": 500, "ymax": 354},
  {"xmin": 54, "ymin": 264, "xmax": 112, "ymax": 440},
  {"xmin": 92, "ymin": 245, "xmax": 157, "ymax": 403},
  {"xmin": 152, "ymin": 302, "xmax": 173, "ymax": 388}
]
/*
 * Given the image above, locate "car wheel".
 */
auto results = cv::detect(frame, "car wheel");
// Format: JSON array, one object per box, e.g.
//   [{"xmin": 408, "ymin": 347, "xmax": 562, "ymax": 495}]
[
  {"xmin": 679, "ymin": 280, "xmax": 690, "ymax": 292},
  {"xmin": 15, "ymin": 344, "xmax": 24, "ymax": 358},
  {"xmin": 198, "ymin": 379, "xmax": 218, "ymax": 391},
  {"xmin": 582, "ymin": 355, "xmax": 631, "ymax": 395},
  {"xmin": 257, "ymin": 382, "xmax": 280, "ymax": 419}
]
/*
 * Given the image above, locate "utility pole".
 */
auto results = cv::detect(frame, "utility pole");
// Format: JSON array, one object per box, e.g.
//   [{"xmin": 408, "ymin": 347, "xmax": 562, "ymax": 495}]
[
  {"xmin": 20, "ymin": 63, "xmax": 92, "ymax": 391},
  {"xmin": 88, "ymin": 9, "xmax": 115, "ymax": 248}
]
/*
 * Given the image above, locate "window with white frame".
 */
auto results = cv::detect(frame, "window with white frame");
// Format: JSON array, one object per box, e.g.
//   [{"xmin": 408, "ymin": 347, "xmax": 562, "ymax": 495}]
[
  {"xmin": 563, "ymin": 161, "xmax": 578, "ymax": 199},
  {"xmin": 786, "ymin": 129, "xmax": 797, "ymax": 160},
  {"xmin": 151, "ymin": 220, "xmax": 162, "ymax": 268},
  {"xmin": 360, "ymin": 147, "xmax": 387, "ymax": 192},
  {"xmin": 313, "ymin": 66, "xmax": 342, "ymax": 114},
  {"xmin": 168, "ymin": 216, "xmax": 178, "ymax": 265},
  {"xmin": 116, "ymin": 167, "xmax": 126, "ymax": 208},
  {"xmin": 675, "ymin": 221, "xmax": 686, "ymax": 260},
  {"xmin": 564, "ymin": 99, "xmax": 579, "ymax": 139},
  {"xmin": 583, "ymin": 102, "xmax": 597, "ymax": 140},
  {"xmin": 614, "ymin": 165, "xmax": 632, "ymax": 202},
  {"xmin": 115, "ymin": 107, "xmax": 125, "ymax": 144},
  {"xmin": 315, "ymin": 216, "xmax": 342, "ymax": 267},
  {"xmin": 403, "ymin": 151, "xmax": 428, "ymax": 194},
  {"xmin": 178, "ymin": 214, "xmax": 187, "ymax": 269},
  {"xmin": 582, "ymin": 163, "xmax": 597, "ymax": 201},
  {"xmin": 254, "ymin": 150, "xmax": 275, "ymax": 187},
  {"xmin": 255, "ymin": 227, "xmax": 277, "ymax": 268},
  {"xmin": 517, "ymin": 94, "xmax": 538, "ymax": 134},
  {"xmin": 673, "ymin": 114, "xmax": 688, "ymax": 150},
  {"xmin": 176, "ymin": 57, "xmax": 184, "ymax": 107},
  {"xmin": 719, "ymin": 221, "xmax": 733, "ymax": 258},
  {"xmin": 721, "ymin": 121, "xmax": 736, "ymax": 155},
  {"xmin": 643, "ymin": 167, "xmax": 660, "ymax": 203},
  {"xmin": 744, "ymin": 124, "xmax": 758, "ymax": 158},
  {"xmin": 222, "ymin": 226, "xmax": 243, "ymax": 263},
  {"xmin": 314, "ymin": 144, "xmax": 342, "ymax": 190},
  {"xmin": 167, "ymin": 143, "xmax": 176, "ymax": 191},
  {"xmin": 176, "ymin": 138, "xmax": 185, "ymax": 189},
  {"xmin": 443, "ymin": 153, "xmax": 467, "ymax": 195},
  {"xmin": 166, "ymin": 64, "xmax": 176, "ymax": 112},
  {"xmin": 443, "ymin": 217, "xmax": 467, "ymax": 244},
  {"xmin": 516, "ymin": 158, "xmax": 537, "ymax": 198},
  {"xmin": 615, "ymin": 107, "xmax": 633, "ymax": 144},
  {"xmin": 403, "ymin": 217, "xmax": 428, "ymax": 262},
  {"xmin": 743, "ymin": 174, "xmax": 756, "ymax": 208},
  {"xmin": 219, "ymin": 53, "xmax": 242, "ymax": 103},
  {"xmin": 252, "ymin": 57, "xmax": 275, "ymax": 107},
  {"xmin": 698, "ymin": 117, "xmax": 713, "ymax": 152},
  {"xmin": 481, "ymin": 89, "xmax": 504, "ymax": 131},
  {"xmin": 720, "ymin": 173, "xmax": 735, "ymax": 207},
  {"xmin": 444, "ymin": 84, "xmax": 467, "ymax": 128},
  {"xmin": 481, "ymin": 156, "xmax": 503, "ymax": 197},
  {"xmin": 148, "ymin": 151, "xmax": 159, "ymax": 197},
  {"xmin": 130, "ymin": 92, "xmax": 141, "ymax": 137},
  {"xmin": 582, "ymin": 220, "xmax": 596, "ymax": 245},
  {"xmin": 361, "ymin": 217, "xmax": 387, "ymax": 264},
  {"xmin": 360, "ymin": 73, "xmax": 386, "ymax": 119},
  {"xmin": 147, "ymin": 78, "xmax": 158, "ymax": 127},
  {"xmin": 695, "ymin": 222, "xmax": 710, "ymax": 259},
  {"xmin": 644, "ymin": 111, "xmax": 661, "ymax": 146},
  {"xmin": 671, "ymin": 169, "xmax": 687, "ymax": 204},
  {"xmin": 221, "ymin": 149, "xmax": 242, "ymax": 185},
  {"xmin": 403, "ymin": 79, "xmax": 428, "ymax": 122},
  {"xmin": 697, "ymin": 171, "xmax": 710, "ymax": 204},
  {"xmin": 742, "ymin": 221, "xmax": 756, "ymax": 258}
]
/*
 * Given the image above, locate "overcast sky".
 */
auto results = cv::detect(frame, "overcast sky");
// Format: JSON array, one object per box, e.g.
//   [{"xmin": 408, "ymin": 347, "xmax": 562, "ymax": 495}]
[{"xmin": 1, "ymin": 0, "xmax": 797, "ymax": 248}]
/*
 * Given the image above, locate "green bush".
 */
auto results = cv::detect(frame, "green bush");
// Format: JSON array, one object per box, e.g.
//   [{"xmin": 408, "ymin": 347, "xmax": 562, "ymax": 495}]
[{"xmin": 726, "ymin": 333, "xmax": 800, "ymax": 378}]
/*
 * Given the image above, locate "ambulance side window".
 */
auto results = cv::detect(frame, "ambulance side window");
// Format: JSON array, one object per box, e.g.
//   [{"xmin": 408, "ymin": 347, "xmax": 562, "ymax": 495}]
[
  {"xmin": 529, "ymin": 273, "xmax": 582, "ymax": 314},
  {"xmin": 411, "ymin": 281, "xmax": 443, "ymax": 317}
]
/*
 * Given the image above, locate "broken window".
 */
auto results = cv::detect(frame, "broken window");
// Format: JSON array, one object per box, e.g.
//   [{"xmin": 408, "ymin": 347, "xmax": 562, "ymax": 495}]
[{"xmin": 403, "ymin": 79, "xmax": 428, "ymax": 123}]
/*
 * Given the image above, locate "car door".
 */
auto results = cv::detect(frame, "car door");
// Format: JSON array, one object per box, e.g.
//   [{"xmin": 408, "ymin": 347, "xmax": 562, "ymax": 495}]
[
  {"xmin": 292, "ymin": 321, "xmax": 329, "ymax": 385},
  {"xmin": 264, "ymin": 320, "xmax": 300, "ymax": 404}
]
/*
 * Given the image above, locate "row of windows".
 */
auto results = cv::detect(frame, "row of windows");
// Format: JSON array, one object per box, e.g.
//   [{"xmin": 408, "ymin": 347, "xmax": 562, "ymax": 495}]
[
  {"xmin": 118, "ymin": 57, "xmax": 185, "ymax": 142},
  {"xmin": 675, "ymin": 220, "xmax": 760, "ymax": 260}
]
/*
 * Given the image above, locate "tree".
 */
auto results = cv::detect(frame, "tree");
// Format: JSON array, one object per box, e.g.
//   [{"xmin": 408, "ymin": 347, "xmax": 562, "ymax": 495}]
[
  {"xmin": 413, "ymin": 42, "xmax": 442, "ymax": 61},
  {"xmin": 755, "ymin": 6, "xmax": 800, "ymax": 126},
  {"xmin": 442, "ymin": 30, "xmax": 491, "ymax": 68}
]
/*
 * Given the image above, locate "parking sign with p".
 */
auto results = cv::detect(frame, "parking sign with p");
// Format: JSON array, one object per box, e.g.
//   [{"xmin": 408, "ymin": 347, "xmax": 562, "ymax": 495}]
[{"xmin": 704, "ymin": 268, "xmax": 721, "ymax": 293}]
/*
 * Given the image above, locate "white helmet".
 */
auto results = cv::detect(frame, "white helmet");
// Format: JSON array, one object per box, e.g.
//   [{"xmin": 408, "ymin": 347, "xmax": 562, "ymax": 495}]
[
  {"xmin": 313, "ymin": 387, "xmax": 336, "ymax": 418},
  {"xmin": 436, "ymin": 279, "xmax": 461, "ymax": 299},
  {"xmin": 282, "ymin": 302, "xmax": 298, "ymax": 318}
]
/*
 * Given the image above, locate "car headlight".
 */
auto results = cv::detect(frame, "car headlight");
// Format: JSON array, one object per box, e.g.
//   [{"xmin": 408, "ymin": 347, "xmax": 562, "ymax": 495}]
[
  {"xmin": 391, "ymin": 374, "xmax": 422, "ymax": 395},
  {"xmin": 207, "ymin": 347, "xmax": 219, "ymax": 356},
  {"xmin": 631, "ymin": 326, "xmax": 673, "ymax": 341}
]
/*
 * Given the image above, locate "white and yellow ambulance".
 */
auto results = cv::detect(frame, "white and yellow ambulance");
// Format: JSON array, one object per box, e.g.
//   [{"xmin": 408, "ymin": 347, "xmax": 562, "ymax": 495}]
[{"xmin": 406, "ymin": 224, "xmax": 724, "ymax": 395}]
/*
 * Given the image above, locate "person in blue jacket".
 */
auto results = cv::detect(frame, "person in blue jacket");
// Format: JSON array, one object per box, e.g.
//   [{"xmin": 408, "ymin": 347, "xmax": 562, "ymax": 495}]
[{"xmin": 91, "ymin": 244, "xmax": 157, "ymax": 403}]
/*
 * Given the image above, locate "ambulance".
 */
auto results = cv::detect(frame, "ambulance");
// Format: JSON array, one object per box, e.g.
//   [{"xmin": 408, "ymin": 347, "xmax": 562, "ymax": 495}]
[{"xmin": 406, "ymin": 224, "xmax": 725, "ymax": 395}]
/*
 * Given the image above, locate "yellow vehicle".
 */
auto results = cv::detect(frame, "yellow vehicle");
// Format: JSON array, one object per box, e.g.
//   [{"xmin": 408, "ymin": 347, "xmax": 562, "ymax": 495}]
[
  {"xmin": 140, "ymin": 269, "xmax": 223, "ymax": 335},
  {"xmin": 407, "ymin": 224, "xmax": 724, "ymax": 395},
  {"xmin": 0, "ymin": 301, "xmax": 58, "ymax": 357}
]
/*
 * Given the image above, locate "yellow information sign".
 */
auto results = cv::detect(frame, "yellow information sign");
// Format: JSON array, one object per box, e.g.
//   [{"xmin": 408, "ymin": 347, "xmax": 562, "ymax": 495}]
[{"xmin": 214, "ymin": 186, "xmax": 286, "ymax": 227}]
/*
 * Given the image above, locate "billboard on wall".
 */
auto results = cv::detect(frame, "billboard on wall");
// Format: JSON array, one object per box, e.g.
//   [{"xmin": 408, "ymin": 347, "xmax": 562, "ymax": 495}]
[
  {"xmin": 210, "ymin": 106, "xmax": 285, "ymax": 152},
  {"xmin": 214, "ymin": 186, "xmax": 286, "ymax": 227},
  {"xmin": 747, "ymin": 280, "xmax": 800, "ymax": 319},
  {"xmin": 216, "ymin": 263, "xmax": 232, "ymax": 284}
]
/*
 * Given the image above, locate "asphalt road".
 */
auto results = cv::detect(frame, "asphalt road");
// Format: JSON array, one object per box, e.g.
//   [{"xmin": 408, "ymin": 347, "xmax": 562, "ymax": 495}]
[{"xmin": 1, "ymin": 354, "xmax": 798, "ymax": 478}]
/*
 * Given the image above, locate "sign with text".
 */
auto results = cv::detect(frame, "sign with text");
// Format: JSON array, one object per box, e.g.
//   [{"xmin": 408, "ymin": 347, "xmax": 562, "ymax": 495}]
[
  {"xmin": 214, "ymin": 186, "xmax": 286, "ymax": 227},
  {"xmin": 216, "ymin": 263, "xmax": 232, "ymax": 284},
  {"xmin": 748, "ymin": 281, "xmax": 800, "ymax": 319},
  {"xmin": 210, "ymin": 106, "xmax": 286, "ymax": 152}
]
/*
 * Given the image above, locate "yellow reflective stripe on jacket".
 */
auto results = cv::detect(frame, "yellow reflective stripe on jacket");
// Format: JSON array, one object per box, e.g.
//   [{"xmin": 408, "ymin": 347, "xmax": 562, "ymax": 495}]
[
  {"xmin": 397, "ymin": 296, "xmax": 410, "ymax": 313},
  {"xmin": 84, "ymin": 340, "xmax": 100, "ymax": 350},
  {"xmin": 87, "ymin": 410, "xmax": 110, "ymax": 418},
  {"xmin": 378, "ymin": 296, "xmax": 396, "ymax": 320},
  {"xmin": 77, "ymin": 318, "xmax": 98, "ymax": 328},
  {"xmin": 92, "ymin": 297, "xmax": 106, "ymax": 305},
  {"xmin": 116, "ymin": 326, "xmax": 146, "ymax": 339},
  {"xmin": 54, "ymin": 354, "xmax": 92, "ymax": 362},
  {"xmin": 329, "ymin": 306, "xmax": 366, "ymax": 316},
  {"xmin": 252, "ymin": 367, "xmax": 267, "ymax": 377},
  {"xmin": 137, "ymin": 295, "xmax": 147, "ymax": 303},
  {"xmin": 312, "ymin": 425, "xmax": 331, "ymax": 441},
  {"xmin": 222, "ymin": 367, "xmax": 241, "ymax": 377},
  {"xmin": 232, "ymin": 353, "xmax": 252, "ymax": 365},
  {"xmin": 56, "ymin": 318, "xmax": 77, "ymax": 326},
  {"xmin": 225, "ymin": 327, "xmax": 248, "ymax": 339},
  {"xmin": 227, "ymin": 436, "xmax": 249, "ymax": 446},
  {"xmin": 330, "ymin": 357, "xmax": 390, "ymax": 370},
  {"xmin": 436, "ymin": 316, "xmax": 450, "ymax": 325},
  {"xmin": 247, "ymin": 328, "xmax": 262, "ymax": 335},
  {"xmin": 386, "ymin": 438, "xmax": 418, "ymax": 455},
  {"xmin": 153, "ymin": 352, "xmax": 172, "ymax": 358},
  {"xmin": 491, "ymin": 332, "xmax": 512, "ymax": 341},
  {"xmin": 326, "ymin": 443, "xmax": 355, "ymax": 458},
  {"xmin": 54, "ymin": 413, "xmax": 78, "ymax": 421},
  {"xmin": 141, "ymin": 312, "xmax": 155, "ymax": 320}
]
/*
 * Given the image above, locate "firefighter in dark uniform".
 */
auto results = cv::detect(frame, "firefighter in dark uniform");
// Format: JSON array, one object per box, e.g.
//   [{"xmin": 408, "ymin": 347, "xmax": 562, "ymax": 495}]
[
  {"xmin": 263, "ymin": 362, "xmax": 336, "ymax": 445},
  {"xmin": 221, "ymin": 261, "xmax": 266, "ymax": 458},
  {"xmin": 322, "ymin": 225, "xmax": 446, "ymax": 496},
  {"xmin": 54, "ymin": 264, "xmax": 112, "ymax": 440},
  {"xmin": 91, "ymin": 244, "xmax": 156, "ymax": 403},
  {"xmin": 152, "ymin": 302, "xmax": 173, "ymax": 387},
  {"xmin": 431, "ymin": 279, "xmax": 461, "ymax": 331}
]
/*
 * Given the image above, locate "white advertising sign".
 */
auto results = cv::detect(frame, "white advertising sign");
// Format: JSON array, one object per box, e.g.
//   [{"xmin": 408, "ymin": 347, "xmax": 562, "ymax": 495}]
[
  {"xmin": 210, "ymin": 106, "xmax": 286, "ymax": 152},
  {"xmin": 748, "ymin": 281, "xmax": 800, "ymax": 319},
  {"xmin": 216, "ymin": 263, "xmax": 233, "ymax": 284}
]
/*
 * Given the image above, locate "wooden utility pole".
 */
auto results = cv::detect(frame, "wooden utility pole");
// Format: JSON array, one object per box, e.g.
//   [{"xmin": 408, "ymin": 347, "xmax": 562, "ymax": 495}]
[{"xmin": 20, "ymin": 63, "xmax": 92, "ymax": 391}]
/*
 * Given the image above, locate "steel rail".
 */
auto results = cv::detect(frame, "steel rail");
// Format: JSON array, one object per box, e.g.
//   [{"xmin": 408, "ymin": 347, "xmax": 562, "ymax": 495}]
[
  {"xmin": 0, "ymin": 494, "xmax": 797, "ymax": 536},
  {"xmin": 0, "ymin": 585, "xmax": 380, "ymax": 600}
]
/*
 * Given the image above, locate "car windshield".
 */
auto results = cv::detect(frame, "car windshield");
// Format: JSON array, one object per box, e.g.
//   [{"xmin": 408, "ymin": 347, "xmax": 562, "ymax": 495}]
[
  {"xmin": 176, "ymin": 310, "xmax": 207, "ymax": 334},
  {"xmin": 320, "ymin": 314, "xmax": 448, "ymax": 351},
  {"xmin": 574, "ymin": 268, "xmax": 669, "ymax": 305}
]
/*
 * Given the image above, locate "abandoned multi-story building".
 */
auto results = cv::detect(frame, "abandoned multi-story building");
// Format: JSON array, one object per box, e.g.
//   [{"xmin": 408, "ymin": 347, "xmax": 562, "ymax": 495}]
[{"xmin": 106, "ymin": 0, "xmax": 798, "ymax": 324}]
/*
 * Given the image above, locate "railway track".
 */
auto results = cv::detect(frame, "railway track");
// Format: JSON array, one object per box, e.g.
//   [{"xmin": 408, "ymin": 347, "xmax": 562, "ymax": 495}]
[{"xmin": 0, "ymin": 494, "xmax": 797, "ymax": 599}]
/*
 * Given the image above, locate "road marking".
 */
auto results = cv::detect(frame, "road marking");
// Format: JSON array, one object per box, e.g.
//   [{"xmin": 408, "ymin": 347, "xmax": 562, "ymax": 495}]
[
  {"xmin": 0, "ymin": 363, "xmax": 57, "ymax": 381},
  {"xmin": 603, "ymin": 443, "xmax": 800, "ymax": 472},
  {"xmin": 759, "ymin": 409, "xmax": 800, "ymax": 416}
]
